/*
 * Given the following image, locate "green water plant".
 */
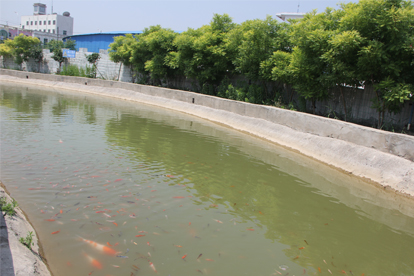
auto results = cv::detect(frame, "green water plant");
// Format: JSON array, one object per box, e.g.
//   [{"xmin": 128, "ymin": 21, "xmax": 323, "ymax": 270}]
[
  {"xmin": 0, "ymin": 197, "xmax": 18, "ymax": 216},
  {"xmin": 19, "ymin": 231, "xmax": 34, "ymax": 250}
]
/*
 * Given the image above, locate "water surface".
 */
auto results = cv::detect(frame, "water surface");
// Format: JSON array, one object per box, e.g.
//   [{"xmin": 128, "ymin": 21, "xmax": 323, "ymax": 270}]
[{"xmin": 1, "ymin": 83, "xmax": 414, "ymax": 276}]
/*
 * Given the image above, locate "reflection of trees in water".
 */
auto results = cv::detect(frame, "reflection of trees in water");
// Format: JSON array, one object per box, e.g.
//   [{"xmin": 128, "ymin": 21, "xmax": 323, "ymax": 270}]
[
  {"xmin": 0, "ymin": 86, "xmax": 45, "ymax": 118},
  {"xmin": 104, "ymin": 110, "xmax": 414, "ymax": 276}
]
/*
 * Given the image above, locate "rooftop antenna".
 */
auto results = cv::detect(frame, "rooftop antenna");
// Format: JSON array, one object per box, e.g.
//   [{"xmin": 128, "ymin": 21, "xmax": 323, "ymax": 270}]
[
  {"xmin": 297, "ymin": 1, "xmax": 300, "ymax": 13},
  {"xmin": 51, "ymin": 0, "xmax": 53, "ymax": 14}
]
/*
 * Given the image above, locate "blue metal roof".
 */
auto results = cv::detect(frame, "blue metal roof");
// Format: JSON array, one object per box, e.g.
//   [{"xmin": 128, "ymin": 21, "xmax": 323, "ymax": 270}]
[{"xmin": 63, "ymin": 32, "xmax": 142, "ymax": 53}]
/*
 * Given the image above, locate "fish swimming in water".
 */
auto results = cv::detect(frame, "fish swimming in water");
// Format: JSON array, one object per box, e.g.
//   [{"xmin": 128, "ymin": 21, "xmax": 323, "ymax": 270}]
[
  {"xmin": 78, "ymin": 236, "xmax": 119, "ymax": 256},
  {"xmin": 83, "ymin": 252, "xmax": 103, "ymax": 269}
]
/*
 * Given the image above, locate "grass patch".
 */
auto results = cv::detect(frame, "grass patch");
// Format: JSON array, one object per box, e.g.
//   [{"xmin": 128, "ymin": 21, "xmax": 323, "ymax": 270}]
[
  {"xmin": 0, "ymin": 197, "xmax": 18, "ymax": 216},
  {"xmin": 20, "ymin": 231, "xmax": 34, "ymax": 250}
]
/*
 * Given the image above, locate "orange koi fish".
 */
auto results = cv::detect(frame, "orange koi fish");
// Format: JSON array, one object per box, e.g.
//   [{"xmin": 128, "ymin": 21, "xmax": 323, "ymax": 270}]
[
  {"xmin": 318, "ymin": 267, "xmax": 321, "ymax": 272},
  {"xmin": 113, "ymin": 222, "xmax": 118, "ymax": 227},
  {"xmin": 135, "ymin": 235, "xmax": 145, "ymax": 237},
  {"xmin": 214, "ymin": 219, "xmax": 223, "ymax": 224},
  {"xmin": 299, "ymin": 247, "xmax": 305, "ymax": 250},
  {"xmin": 78, "ymin": 236, "xmax": 118, "ymax": 256},
  {"xmin": 51, "ymin": 230, "xmax": 60, "ymax": 234},
  {"xmin": 205, "ymin": 259, "xmax": 214, "ymax": 261},
  {"xmin": 173, "ymin": 196, "xmax": 185, "ymax": 199},
  {"xmin": 45, "ymin": 219, "xmax": 55, "ymax": 222},
  {"xmin": 173, "ymin": 244, "xmax": 182, "ymax": 248},
  {"xmin": 84, "ymin": 253, "xmax": 103, "ymax": 269},
  {"xmin": 149, "ymin": 262, "xmax": 157, "ymax": 272},
  {"xmin": 182, "ymin": 254, "xmax": 187, "ymax": 259},
  {"xmin": 96, "ymin": 211, "xmax": 105, "ymax": 213},
  {"xmin": 247, "ymin": 228, "xmax": 254, "ymax": 231},
  {"xmin": 114, "ymin": 179, "xmax": 123, "ymax": 182}
]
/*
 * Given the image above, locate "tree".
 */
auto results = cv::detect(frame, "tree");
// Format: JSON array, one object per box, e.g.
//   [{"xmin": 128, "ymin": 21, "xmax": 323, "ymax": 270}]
[
  {"xmin": 29, "ymin": 43, "xmax": 44, "ymax": 72},
  {"xmin": 339, "ymin": 0, "xmax": 414, "ymax": 127},
  {"xmin": 86, "ymin": 53, "xmax": 100, "ymax": 78},
  {"xmin": 279, "ymin": 9, "xmax": 343, "ymax": 113},
  {"xmin": 0, "ymin": 39, "xmax": 14, "ymax": 67},
  {"xmin": 109, "ymin": 34, "xmax": 138, "ymax": 82},
  {"xmin": 169, "ymin": 14, "xmax": 236, "ymax": 91},
  {"xmin": 9, "ymin": 34, "xmax": 41, "ymax": 70},
  {"xmin": 226, "ymin": 16, "xmax": 292, "ymax": 82},
  {"xmin": 141, "ymin": 27, "xmax": 179, "ymax": 83},
  {"xmin": 47, "ymin": 39, "xmax": 77, "ymax": 73}
]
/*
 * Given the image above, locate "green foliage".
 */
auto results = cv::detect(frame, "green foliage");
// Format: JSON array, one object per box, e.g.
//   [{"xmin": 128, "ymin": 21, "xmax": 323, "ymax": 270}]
[
  {"xmin": 46, "ymin": 39, "xmax": 76, "ymax": 53},
  {"xmin": 19, "ymin": 231, "xmax": 34, "ymax": 250},
  {"xmin": 170, "ymin": 14, "xmax": 236, "ymax": 88},
  {"xmin": 2, "ymin": 34, "xmax": 42, "ymax": 67},
  {"xmin": 86, "ymin": 53, "xmax": 100, "ymax": 65},
  {"xmin": 0, "ymin": 197, "xmax": 18, "ymax": 216},
  {"xmin": 86, "ymin": 53, "xmax": 100, "ymax": 78},
  {"xmin": 59, "ymin": 64, "xmax": 94, "ymax": 78},
  {"xmin": 226, "ymin": 16, "xmax": 292, "ymax": 82}
]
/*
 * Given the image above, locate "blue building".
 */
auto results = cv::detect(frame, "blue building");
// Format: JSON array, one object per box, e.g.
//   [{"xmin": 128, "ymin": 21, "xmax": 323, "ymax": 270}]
[{"xmin": 63, "ymin": 31, "xmax": 142, "ymax": 53}]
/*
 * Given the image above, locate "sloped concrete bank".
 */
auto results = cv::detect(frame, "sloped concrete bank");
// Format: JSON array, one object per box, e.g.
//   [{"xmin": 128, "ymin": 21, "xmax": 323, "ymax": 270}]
[
  {"xmin": 0, "ymin": 181, "xmax": 51, "ymax": 276},
  {"xmin": 0, "ymin": 70, "xmax": 413, "ymax": 199}
]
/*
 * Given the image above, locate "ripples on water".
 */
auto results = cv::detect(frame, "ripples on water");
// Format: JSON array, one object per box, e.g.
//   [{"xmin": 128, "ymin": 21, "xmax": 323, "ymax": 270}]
[{"xmin": 1, "ymin": 83, "xmax": 414, "ymax": 276}]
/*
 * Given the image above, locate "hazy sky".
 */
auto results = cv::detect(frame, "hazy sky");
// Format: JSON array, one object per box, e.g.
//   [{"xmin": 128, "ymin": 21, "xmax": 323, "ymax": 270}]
[{"xmin": 1, "ymin": 0, "xmax": 355, "ymax": 34}]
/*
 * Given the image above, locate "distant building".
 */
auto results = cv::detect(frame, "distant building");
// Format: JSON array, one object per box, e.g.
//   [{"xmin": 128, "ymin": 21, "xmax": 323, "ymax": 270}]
[
  {"xmin": 275, "ymin": 12, "xmax": 305, "ymax": 22},
  {"xmin": 63, "ymin": 32, "xmax": 142, "ymax": 53},
  {"xmin": 20, "ymin": 3, "xmax": 74, "ymax": 44}
]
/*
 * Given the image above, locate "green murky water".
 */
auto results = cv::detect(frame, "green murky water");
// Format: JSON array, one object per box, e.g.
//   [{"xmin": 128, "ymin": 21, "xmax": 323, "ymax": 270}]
[{"xmin": 1, "ymin": 83, "xmax": 414, "ymax": 276}]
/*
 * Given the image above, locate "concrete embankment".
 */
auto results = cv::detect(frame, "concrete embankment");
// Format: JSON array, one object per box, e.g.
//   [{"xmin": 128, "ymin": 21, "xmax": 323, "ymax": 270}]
[
  {"xmin": 0, "ymin": 182, "xmax": 51, "ymax": 276},
  {"xmin": 1, "ymin": 69, "xmax": 413, "ymax": 198}
]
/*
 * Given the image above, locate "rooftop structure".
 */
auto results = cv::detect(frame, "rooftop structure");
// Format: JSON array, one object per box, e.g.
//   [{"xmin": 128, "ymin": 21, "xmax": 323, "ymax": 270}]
[
  {"xmin": 63, "ymin": 32, "xmax": 142, "ymax": 53},
  {"xmin": 275, "ymin": 12, "xmax": 305, "ymax": 22},
  {"xmin": 20, "ymin": 3, "xmax": 74, "ymax": 39}
]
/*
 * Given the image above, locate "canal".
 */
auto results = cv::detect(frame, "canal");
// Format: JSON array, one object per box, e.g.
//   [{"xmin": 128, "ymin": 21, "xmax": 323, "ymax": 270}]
[{"xmin": 1, "ymin": 82, "xmax": 414, "ymax": 276}]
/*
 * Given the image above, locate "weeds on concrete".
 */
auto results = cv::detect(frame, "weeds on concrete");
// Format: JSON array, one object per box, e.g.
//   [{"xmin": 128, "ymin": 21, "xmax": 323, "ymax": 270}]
[
  {"xmin": 0, "ymin": 197, "xmax": 18, "ymax": 216},
  {"xmin": 20, "ymin": 231, "xmax": 34, "ymax": 250}
]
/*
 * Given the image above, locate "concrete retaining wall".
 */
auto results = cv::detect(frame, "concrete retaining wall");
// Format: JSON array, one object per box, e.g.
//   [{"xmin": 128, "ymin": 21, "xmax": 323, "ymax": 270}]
[{"xmin": 1, "ymin": 69, "xmax": 413, "ymax": 196}]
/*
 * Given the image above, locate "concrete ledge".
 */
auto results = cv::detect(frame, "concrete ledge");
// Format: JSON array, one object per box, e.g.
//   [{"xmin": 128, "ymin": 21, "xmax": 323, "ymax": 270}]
[
  {"xmin": 0, "ymin": 182, "xmax": 51, "ymax": 276},
  {"xmin": 1, "ymin": 69, "xmax": 413, "ymax": 197}
]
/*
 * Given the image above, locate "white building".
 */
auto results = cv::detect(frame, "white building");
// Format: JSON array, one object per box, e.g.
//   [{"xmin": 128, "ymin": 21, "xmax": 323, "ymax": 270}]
[
  {"xmin": 275, "ymin": 13, "xmax": 305, "ymax": 22},
  {"xmin": 20, "ymin": 3, "xmax": 73, "ymax": 44}
]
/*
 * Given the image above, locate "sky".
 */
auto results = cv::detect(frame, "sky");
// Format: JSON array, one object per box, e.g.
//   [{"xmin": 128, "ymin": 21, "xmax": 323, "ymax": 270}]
[{"xmin": 1, "ymin": 0, "xmax": 355, "ymax": 35}]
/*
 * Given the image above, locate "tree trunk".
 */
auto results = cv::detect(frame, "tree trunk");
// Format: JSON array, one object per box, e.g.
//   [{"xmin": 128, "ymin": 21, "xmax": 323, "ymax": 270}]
[{"xmin": 117, "ymin": 63, "xmax": 122, "ymax": 81}]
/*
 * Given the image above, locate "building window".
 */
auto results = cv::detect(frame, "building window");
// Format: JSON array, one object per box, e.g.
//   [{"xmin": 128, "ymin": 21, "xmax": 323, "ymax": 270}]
[
  {"xmin": 35, "ymin": 21, "xmax": 37, "ymax": 25},
  {"xmin": 44, "ymin": 21, "xmax": 46, "ymax": 25},
  {"xmin": 63, "ymin": 30, "xmax": 67, "ymax": 35},
  {"xmin": 39, "ymin": 21, "xmax": 42, "ymax": 25},
  {"xmin": 48, "ymin": 30, "xmax": 50, "ymax": 33},
  {"xmin": 48, "ymin": 20, "xmax": 51, "ymax": 25},
  {"xmin": 31, "ymin": 21, "xmax": 33, "ymax": 25},
  {"xmin": 44, "ymin": 29, "xmax": 46, "ymax": 32},
  {"xmin": 53, "ymin": 29, "xmax": 55, "ymax": 34},
  {"xmin": 53, "ymin": 20, "xmax": 56, "ymax": 25},
  {"xmin": 44, "ymin": 38, "xmax": 48, "ymax": 44},
  {"xmin": 26, "ymin": 21, "xmax": 29, "ymax": 25}
]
